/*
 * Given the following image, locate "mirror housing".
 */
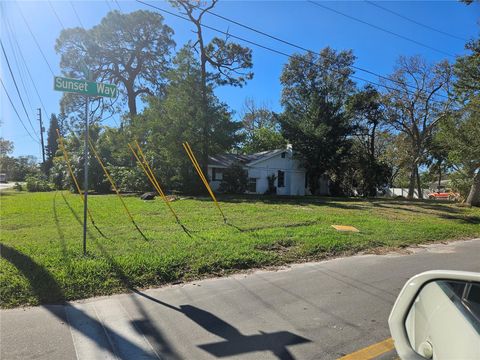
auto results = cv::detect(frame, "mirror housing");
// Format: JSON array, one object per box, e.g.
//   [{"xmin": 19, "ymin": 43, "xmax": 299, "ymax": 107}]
[{"xmin": 388, "ymin": 270, "xmax": 480, "ymax": 360}]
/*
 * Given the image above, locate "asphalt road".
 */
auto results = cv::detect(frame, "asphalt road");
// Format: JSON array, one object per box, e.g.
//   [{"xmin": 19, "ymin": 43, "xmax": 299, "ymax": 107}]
[{"xmin": 1, "ymin": 238, "xmax": 479, "ymax": 360}]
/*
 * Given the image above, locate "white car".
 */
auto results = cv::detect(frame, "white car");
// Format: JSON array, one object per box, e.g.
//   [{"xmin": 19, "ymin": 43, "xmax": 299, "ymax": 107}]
[{"xmin": 389, "ymin": 270, "xmax": 480, "ymax": 359}]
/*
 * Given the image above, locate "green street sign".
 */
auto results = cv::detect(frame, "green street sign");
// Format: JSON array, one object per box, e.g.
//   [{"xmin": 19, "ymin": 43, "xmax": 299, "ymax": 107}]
[{"xmin": 54, "ymin": 76, "xmax": 117, "ymax": 98}]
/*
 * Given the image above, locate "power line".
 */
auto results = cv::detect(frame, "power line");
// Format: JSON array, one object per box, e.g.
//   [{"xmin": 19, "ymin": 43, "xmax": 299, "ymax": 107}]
[
  {"xmin": 105, "ymin": 0, "xmax": 114, "ymax": 12},
  {"xmin": 1, "ymin": 39, "xmax": 39, "ymax": 137},
  {"xmin": 135, "ymin": 0, "xmax": 448, "ymax": 105},
  {"xmin": 48, "ymin": 0, "xmax": 66, "ymax": 29},
  {"xmin": 308, "ymin": 1, "xmax": 455, "ymax": 58},
  {"xmin": 201, "ymin": 7, "xmax": 449, "ymax": 101},
  {"xmin": 3, "ymin": 24, "xmax": 36, "ymax": 115},
  {"xmin": 70, "ymin": 1, "xmax": 85, "ymax": 28},
  {"xmin": 4, "ymin": 17, "xmax": 50, "ymax": 117},
  {"xmin": 4, "ymin": 17, "xmax": 50, "ymax": 119},
  {"xmin": 364, "ymin": 1, "xmax": 467, "ymax": 42},
  {"xmin": 16, "ymin": 3, "xmax": 55, "ymax": 76},
  {"xmin": 1, "ymin": 78, "xmax": 40, "ymax": 144}
]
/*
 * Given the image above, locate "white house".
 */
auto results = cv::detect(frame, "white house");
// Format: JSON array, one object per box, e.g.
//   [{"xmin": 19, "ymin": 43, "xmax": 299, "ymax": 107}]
[{"xmin": 207, "ymin": 146, "xmax": 329, "ymax": 196}]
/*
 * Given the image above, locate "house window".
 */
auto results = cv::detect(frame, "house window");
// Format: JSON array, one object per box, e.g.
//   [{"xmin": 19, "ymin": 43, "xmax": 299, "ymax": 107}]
[
  {"xmin": 248, "ymin": 178, "xmax": 257, "ymax": 193},
  {"xmin": 277, "ymin": 170, "xmax": 285, "ymax": 188},
  {"xmin": 212, "ymin": 168, "xmax": 223, "ymax": 181},
  {"xmin": 281, "ymin": 152, "xmax": 286, "ymax": 158}
]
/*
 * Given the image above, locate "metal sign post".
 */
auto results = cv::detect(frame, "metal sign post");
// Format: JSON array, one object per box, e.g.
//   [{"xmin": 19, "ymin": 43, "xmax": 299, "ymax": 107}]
[
  {"xmin": 83, "ymin": 95, "xmax": 89, "ymax": 256},
  {"xmin": 54, "ymin": 72, "xmax": 117, "ymax": 256}
]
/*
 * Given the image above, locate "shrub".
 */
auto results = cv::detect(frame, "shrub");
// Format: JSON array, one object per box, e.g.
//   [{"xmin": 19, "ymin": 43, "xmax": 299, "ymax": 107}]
[
  {"xmin": 13, "ymin": 182, "xmax": 23, "ymax": 191},
  {"xmin": 219, "ymin": 162, "xmax": 248, "ymax": 194},
  {"xmin": 25, "ymin": 175, "xmax": 53, "ymax": 192},
  {"xmin": 265, "ymin": 174, "xmax": 277, "ymax": 195}
]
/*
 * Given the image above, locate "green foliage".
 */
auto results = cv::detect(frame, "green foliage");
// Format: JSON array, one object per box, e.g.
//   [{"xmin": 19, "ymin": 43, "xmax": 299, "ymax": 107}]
[
  {"xmin": 265, "ymin": 174, "xmax": 277, "ymax": 195},
  {"xmin": 219, "ymin": 162, "xmax": 248, "ymax": 194},
  {"xmin": 13, "ymin": 182, "xmax": 23, "ymax": 191},
  {"xmin": 279, "ymin": 47, "xmax": 356, "ymax": 194},
  {"xmin": 25, "ymin": 175, "xmax": 52, "ymax": 192},
  {"xmin": 243, "ymin": 127, "xmax": 287, "ymax": 154},
  {"xmin": 55, "ymin": 10, "xmax": 175, "ymax": 116},
  {"xmin": 108, "ymin": 165, "xmax": 151, "ymax": 193},
  {"xmin": 240, "ymin": 99, "xmax": 286, "ymax": 153},
  {"xmin": 44, "ymin": 114, "xmax": 61, "ymax": 174},
  {"xmin": 346, "ymin": 85, "xmax": 391, "ymax": 196},
  {"xmin": 0, "ymin": 155, "xmax": 39, "ymax": 182},
  {"xmin": 0, "ymin": 137, "xmax": 14, "ymax": 157},
  {"xmin": 138, "ymin": 46, "xmax": 241, "ymax": 193}
]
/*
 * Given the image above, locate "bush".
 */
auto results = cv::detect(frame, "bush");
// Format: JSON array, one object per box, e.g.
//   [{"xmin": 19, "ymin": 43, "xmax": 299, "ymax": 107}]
[
  {"xmin": 265, "ymin": 174, "xmax": 277, "ymax": 195},
  {"xmin": 25, "ymin": 175, "xmax": 53, "ymax": 192},
  {"xmin": 219, "ymin": 162, "xmax": 248, "ymax": 194},
  {"xmin": 13, "ymin": 182, "xmax": 23, "ymax": 191}
]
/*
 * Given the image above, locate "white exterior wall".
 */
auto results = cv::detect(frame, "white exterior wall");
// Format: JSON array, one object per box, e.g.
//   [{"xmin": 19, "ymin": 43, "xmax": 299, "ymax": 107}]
[
  {"xmin": 246, "ymin": 149, "xmax": 306, "ymax": 196},
  {"xmin": 207, "ymin": 149, "xmax": 307, "ymax": 196}
]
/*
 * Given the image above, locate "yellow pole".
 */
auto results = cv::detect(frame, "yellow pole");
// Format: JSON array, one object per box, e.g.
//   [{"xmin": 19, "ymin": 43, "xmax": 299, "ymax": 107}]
[
  {"xmin": 88, "ymin": 138, "xmax": 136, "ymax": 224},
  {"xmin": 182, "ymin": 142, "xmax": 226, "ymax": 222},
  {"xmin": 56, "ymin": 129, "xmax": 95, "ymax": 223},
  {"xmin": 128, "ymin": 142, "xmax": 180, "ymax": 223}
]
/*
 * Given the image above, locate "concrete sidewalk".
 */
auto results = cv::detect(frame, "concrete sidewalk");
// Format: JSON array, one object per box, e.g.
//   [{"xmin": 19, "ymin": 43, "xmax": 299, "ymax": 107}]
[{"xmin": 1, "ymin": 238, "xmax": 479, "ymax": 360}]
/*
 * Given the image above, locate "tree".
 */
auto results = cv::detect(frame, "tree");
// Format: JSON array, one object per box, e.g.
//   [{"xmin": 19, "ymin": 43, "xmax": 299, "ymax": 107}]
[
  {"xmin": 434, "ymin": 39, "xmax": 480, "ymax": 206},
  {"xmin": 382, "ymin": 55, "xmax": 452, "ymax": 199},
  {"xmin": 0, "ymin": 138, "xmax": 14, "ymax": 159},
  {"xmin": 169, "ymin": 0, "xmax": 253, "ymax": 173},
  {"xmin": 55, "ymin": 10, "xmax": 175, "ymax": 117},
  {"xmin": 219, "ymin": 162, "xmax": 248, "ymax": 194},
  {"xmin": 240, "ymin": 98, "xmax": 286, "ymax": 153},
  {"xmin": 278, "ymin": 47, "xmax": 356, "ymax": 194},
  {"xmin": 138, "ymin": 46, "xmax": 241, "ymax": 193},
  {"xmin": 44, "ymin": 114, "xmax": 60, "ymax": 174},
  {"xmin": 347, "ymin": 85, "xmax": 391, "ymax": 196}
]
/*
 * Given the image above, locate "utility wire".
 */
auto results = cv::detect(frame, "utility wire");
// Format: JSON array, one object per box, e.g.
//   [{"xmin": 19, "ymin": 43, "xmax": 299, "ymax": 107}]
[
  {"xmin": 48, "ymin": 0, "xmax": 66, "ymax": 29},
  {"xmin": 136, "ymin": 0, "xmax": 449, "ymax": 105},
  {"xmin": 16, "ymin": 3, "xmax": 55, "ymax": 76},
  {"xmin": 114, "ymin": 0, "xmax": 123, "ymax": 12},
  {"xmin": 1, "ymin": 39, "xmax": 39, "ymax": 137},
  {"xmin": 1, "ymin": 78, "xmax": 40, "ymax": 144},
  {"xmin": 105, "ymin": 0, "xmax": 114, "ymax": 12},
  {"xmin": 70, "ymin": 1, "xmax": 85, "ymax": 28},
  {"xmin": 364, "ymin": 1, "xmax": 467, "ymax": 42},
  {"xmin": 308, "ymin": 1, "xmax": 455, "ymax": 58},
  {"xmin": 3, "ymin": 25, "xmax": 36, "ymax": 116},
  {"xmin": 202, "ymin": 7, "xmax": 449, "ymax": 101},
  {"xmin": 4, "ymin": 17, "xmax": 49, "ymax": 117}
]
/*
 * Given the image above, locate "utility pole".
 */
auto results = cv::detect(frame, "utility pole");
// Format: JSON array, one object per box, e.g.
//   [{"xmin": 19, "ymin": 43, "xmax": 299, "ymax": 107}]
[{"xmin": 37, "ymin": 108, "xmax": 46, "ymax": 165}]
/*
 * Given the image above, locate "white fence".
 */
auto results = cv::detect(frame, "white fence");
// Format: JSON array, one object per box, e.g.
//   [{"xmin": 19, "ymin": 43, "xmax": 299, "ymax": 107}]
[{"xmin": 382, "ymin": 188, "xmax": 430, "ymax": 199}]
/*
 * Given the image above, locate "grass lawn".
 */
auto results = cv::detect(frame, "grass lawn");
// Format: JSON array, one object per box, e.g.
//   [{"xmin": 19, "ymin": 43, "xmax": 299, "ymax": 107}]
[{"xmin": 1, "ymin": 190, "xmax": 479, "ymax": 308}]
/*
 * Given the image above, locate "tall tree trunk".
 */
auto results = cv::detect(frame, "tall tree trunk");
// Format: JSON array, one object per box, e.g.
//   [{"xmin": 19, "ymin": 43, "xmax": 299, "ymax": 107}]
[
  {"xmin": 466, "ymin": 170, "xmax": 480, "ymax": 207},
  {"xmin": 416, "ymin": 167, "xmax": 423, "ymax": 199},
  {"xmin": 126, "ymin": 83, "xmax": 137, "ymax": 116},
  {"xmin": 408, "ymin": 162, "xmax": 417, "ymax": 199}
]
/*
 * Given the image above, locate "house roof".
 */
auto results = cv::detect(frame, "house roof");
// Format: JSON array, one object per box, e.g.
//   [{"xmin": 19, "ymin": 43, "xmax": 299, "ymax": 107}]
[{"xmin": 208, "ymin": 149, "xmax": 285, "ymax": 168}]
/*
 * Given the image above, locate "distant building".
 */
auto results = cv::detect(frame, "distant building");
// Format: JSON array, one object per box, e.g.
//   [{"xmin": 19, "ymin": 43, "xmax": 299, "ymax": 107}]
[
  {"xmin": 208, "ymin": 146, "xmax": 329, "ymax": 196},
  {"xmin": 0, "ymin": 173, "xmax": 7, "ymax": 183}
]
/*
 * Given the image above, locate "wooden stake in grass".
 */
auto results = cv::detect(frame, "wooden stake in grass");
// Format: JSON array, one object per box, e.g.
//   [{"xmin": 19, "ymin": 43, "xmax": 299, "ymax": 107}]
[
  {"xmin": 128, "ymin": 141, "xmax": 180, "ymax": 224},
  {"xmin": 88, "ymin": 139, "xmax": 147, "ymax": 240},
  {"xmin": 56, "ymin": 129, "xmax": 96, "ymax": 224},
  {"xmin": 183, "ymin": 141, "xmax": 226, "ymax": 223}
]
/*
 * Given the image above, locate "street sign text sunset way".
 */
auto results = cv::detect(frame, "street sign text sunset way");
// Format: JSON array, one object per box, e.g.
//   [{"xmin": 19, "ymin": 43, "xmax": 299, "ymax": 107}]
[{"xmin": 54, "ymin": 76, "xmax": 117, "ymax": 98}]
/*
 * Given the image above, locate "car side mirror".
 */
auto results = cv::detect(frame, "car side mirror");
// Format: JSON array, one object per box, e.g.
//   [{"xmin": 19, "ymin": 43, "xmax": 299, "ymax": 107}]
[{"xmin": 388, "ymin": 270, "xmax": 480, "ymax": 360}]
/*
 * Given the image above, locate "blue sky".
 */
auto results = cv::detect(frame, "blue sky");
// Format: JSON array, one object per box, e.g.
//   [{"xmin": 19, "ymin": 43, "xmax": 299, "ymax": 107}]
[{"xmin": 1, "ymin": 0, "xmax": 479, "ymax": 158}]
